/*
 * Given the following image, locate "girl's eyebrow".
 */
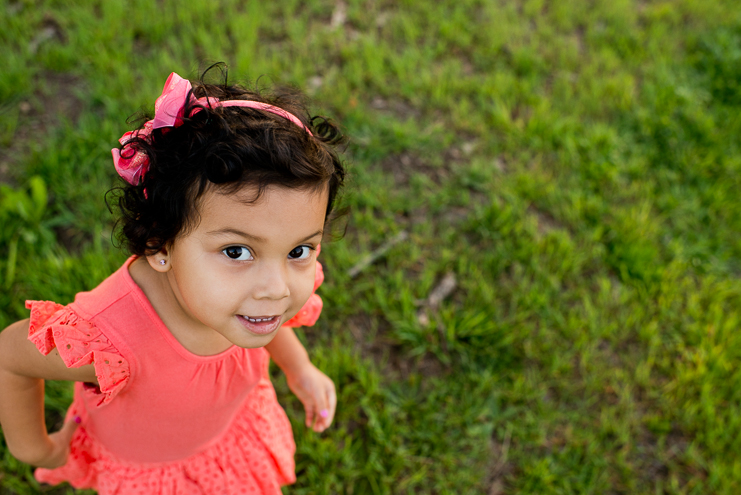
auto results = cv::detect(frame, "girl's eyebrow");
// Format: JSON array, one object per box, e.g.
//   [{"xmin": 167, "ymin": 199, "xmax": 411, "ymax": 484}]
[
  {"xmin": 206, "ymin": 228, "xmax": 265, "ymax": 241},
  {"xmin": 297, "ymin": 230, "xmax": 324, "ymax": 243},
  {"xmin": 206, "ymin": 228, "xmax": 323, "ymax": 244}
]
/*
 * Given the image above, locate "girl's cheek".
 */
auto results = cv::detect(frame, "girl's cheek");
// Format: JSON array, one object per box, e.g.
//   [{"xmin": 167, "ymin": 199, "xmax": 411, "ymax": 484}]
[{"xmin": 300, "ymin": 267, "xmax": 317, "ymax": 294}]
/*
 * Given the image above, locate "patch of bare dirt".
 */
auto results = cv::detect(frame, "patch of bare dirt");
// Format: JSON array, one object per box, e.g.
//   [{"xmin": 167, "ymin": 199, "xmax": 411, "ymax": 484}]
[
  {"xmin": 377, "ymin": 148, "xmax": 466, "ymax": 188},
  {"xmin": 527, "ymin": 203, "xmax": 566, "ymax": 236},
  {"xmin": 631, "ymin": 424, "xmax": 705, "ymax": 492},
  {"xmin": 28, "ymin": 14, "xmax": 66, "ymax": 55},
  {"xmin": 1, "ymin": 10, "xmax": 79, "ymax": 184},
  {"xmin": 0, "ymin": 71, "xmax": 85, "ymax": 185},
  {"xmin": 575, "ymin": 24, "xmax": 587, "ymax": 56},
  {"xmin": 369, "ymin": 96, "xmax": 423, "ymax": 122},
  {"xmin": 347, "ymin": 313, "xmax": 445, "ymax": 382},
  {"xmin": 486, "ymin": 427, "xmax": 515, "ymax": 495}
]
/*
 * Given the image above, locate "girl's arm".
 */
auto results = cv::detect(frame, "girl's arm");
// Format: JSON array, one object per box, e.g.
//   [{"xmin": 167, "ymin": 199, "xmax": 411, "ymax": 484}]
[
  {"xmin": 265, "ymin": 326, "xmax": 336, "ymax": 432},
  {"xmin": 0, "ymin": 319, "xmax": 97, "ymax": 467}
]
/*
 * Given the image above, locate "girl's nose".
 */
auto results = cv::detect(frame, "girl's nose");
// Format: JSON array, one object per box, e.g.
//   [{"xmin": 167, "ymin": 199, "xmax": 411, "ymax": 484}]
[{"xmin": 252, "ymin": 263, "xmax": 290, "ymax": 300}]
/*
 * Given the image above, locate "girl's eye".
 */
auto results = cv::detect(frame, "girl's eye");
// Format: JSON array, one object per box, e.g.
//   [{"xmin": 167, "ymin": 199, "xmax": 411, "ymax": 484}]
[
  {"xmin": 288, "ymin": 246, "xmax": 311, "ymax": 260},
  {"xmin": 222, "ymin": 246, "xmax": 253, "ymax": 261}
]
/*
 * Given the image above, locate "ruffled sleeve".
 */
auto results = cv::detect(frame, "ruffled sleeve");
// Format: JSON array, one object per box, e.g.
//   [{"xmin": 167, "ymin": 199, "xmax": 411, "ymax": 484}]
[
  {"xmin": 25, "ymin": 300, "xmax": 131, "ymax": 406},
  {"xmin": 283, "ymin": 260, "xmax": 324, "ymax": 327}
]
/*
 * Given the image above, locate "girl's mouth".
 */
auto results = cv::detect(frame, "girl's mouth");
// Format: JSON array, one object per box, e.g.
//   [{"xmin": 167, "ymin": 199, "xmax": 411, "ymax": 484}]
[{"xmin": 236, "ymin": 315, "xmax": 282, "ymax": 335}]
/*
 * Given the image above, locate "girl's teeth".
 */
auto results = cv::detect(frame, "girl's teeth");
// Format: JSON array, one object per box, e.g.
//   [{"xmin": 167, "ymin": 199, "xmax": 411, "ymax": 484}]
[{"xmin": 247, "ymin": 317, "xmax": 273, "ymax": 323}]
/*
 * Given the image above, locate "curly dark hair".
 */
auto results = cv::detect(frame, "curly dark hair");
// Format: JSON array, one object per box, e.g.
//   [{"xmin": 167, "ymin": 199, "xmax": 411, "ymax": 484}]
[{"xmin": 111, "ymin": 66, "xmax": 346, "ymax": 256}]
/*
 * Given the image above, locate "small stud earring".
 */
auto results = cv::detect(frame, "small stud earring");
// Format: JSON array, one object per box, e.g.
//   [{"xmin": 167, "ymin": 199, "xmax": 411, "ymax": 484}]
[{"xmin": 159, "ymin": 259, "xmax": 166, "ymax": 266}]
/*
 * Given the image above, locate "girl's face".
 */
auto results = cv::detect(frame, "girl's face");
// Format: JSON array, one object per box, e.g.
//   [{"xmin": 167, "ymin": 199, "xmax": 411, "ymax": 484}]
[{"xmin": 152, "ymin": 184, "xmax": 328, "ymax": 350}]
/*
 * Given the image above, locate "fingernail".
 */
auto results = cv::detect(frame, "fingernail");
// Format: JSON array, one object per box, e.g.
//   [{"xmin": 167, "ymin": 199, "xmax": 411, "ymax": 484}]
[
  {"xmin": 74, "ymin": 416, "xmax": 81, "ymax": 424},
  {"xmin": 319, "ymin": 409, "xmax": 329, "ymax": 418}
]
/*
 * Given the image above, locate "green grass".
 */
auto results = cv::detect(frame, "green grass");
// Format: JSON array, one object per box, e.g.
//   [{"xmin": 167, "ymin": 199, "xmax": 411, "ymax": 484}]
[{"xmin": 1, "ymin": 0, "xmax": 741, "ymax": 493}]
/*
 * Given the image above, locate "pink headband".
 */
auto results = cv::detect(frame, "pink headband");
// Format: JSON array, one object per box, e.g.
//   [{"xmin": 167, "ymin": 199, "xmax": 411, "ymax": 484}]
[{"xmin": 112, "ymin": 72, "xmax": 312, "ymax": 186}]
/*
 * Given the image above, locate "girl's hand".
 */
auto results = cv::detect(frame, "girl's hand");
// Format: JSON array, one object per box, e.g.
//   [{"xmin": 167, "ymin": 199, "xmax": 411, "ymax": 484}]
[
  {"xmin": 26, "ymin": 418, "xmax": 79, "ymax": 469},
  {"xmin": 265, "ymin": 327, "xmax": 336, "ymax": 431},
  {"xmin": 285, "ymin": 363, "xmax": 336, "ymax": 432}
]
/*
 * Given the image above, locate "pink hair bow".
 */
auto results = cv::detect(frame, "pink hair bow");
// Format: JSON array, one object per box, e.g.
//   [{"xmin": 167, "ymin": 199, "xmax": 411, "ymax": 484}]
[{"xmin": 112, "ymin": 72, "xmax": 312, "ymax": 186}]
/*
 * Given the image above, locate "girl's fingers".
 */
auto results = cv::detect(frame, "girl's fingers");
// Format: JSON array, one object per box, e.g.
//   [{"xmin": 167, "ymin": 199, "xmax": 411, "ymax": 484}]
[
  {"xmin": 296, "ymin": 372, "xmax": 336, "ymax": 432},
  {"xmin": 315, "ymin": 406, "xmax": 329, "ymax": 432},
  {"xmin": 308, "ymin": 396, "xmax": 325, "ymax": 432},
  {"xmin": 314, "ymin": 384, "xmax": 335, "ymax": 432},
  {"xmin": 60, "ymin": 416, "xmax": 80, "ymax": 441},
  {"xmin": 311, "ymin": 403, "xmax": 323, "ymax": 432},
  {"xmin": 327, "ymin": 386, "xmax": 337, "ymax": 424},
  {"xmin": 305, "ymin": 404, "xmax": 315, "ymax": 428},
  {"xmin": 43, "ymin": 416, "xmax": 80, "ymax": 468}
]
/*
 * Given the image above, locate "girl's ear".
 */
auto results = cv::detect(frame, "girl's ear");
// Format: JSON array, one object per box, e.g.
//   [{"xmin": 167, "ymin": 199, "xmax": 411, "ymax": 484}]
[{"xmin": 146, "ymin": 247, "xmax": 171, "ymax": 273}]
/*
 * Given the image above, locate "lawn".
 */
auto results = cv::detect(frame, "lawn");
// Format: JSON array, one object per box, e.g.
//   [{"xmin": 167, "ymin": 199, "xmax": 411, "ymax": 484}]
[{"xmin": 1, "ymin": 0, "xmax": 741, "ymax": 493}]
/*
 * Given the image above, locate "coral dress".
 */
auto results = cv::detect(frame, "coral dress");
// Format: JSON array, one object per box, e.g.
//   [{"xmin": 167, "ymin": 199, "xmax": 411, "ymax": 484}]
[{"xmin": 25, "ymin": 256, "xmax": 324, "ymax": 494}]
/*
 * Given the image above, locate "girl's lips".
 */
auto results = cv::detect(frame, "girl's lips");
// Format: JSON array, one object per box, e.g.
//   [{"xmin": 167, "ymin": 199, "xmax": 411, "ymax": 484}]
[{"xmin": 236, "ymin": 315, "xmax": 282, "ymax": 335}]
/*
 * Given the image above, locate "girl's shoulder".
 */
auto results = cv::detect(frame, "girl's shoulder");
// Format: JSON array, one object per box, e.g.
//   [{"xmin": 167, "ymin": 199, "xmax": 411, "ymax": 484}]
[
  {"xmin": 25, "ymin": 299, "xmax": 130, "ymax": 405},
  {"xmin": 70, "ymin": 257, "xmax": 145, "ymax": 322},
  {"xmin": 23, "ymin": 259, "xmax": 143, "ymax": 404},
  {"xmin": 25, "ymin": 257, "xmax": 142, "ymax": 349}
]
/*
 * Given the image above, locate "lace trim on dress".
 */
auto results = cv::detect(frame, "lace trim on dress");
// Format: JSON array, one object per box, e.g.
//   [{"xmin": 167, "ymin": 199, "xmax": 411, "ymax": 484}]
[{"xmin": 26, "ymin": 300, "xmax": 131, "ymax": 406}]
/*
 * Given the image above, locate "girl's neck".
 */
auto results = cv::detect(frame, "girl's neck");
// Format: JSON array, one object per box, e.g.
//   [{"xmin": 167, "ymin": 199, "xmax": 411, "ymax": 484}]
[{"xmin": 128, "ymin": 257, "xmax": 234, "ymax": 356}]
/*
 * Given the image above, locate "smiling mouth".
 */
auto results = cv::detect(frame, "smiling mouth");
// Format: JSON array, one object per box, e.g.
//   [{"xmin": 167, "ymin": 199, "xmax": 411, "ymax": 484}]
[
  {"xmin": 236, "ymin": 315, "xmax": 282, "ymax": 335},
  {"xmin": 245, "ymin": 316, "xmax": 277, "ymax": 323}
]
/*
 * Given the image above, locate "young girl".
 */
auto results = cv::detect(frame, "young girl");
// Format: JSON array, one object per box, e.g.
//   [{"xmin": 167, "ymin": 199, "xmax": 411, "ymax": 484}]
[{"xmin": 0, "ymin": 69, "xmax": 345, "ymax": 494}]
